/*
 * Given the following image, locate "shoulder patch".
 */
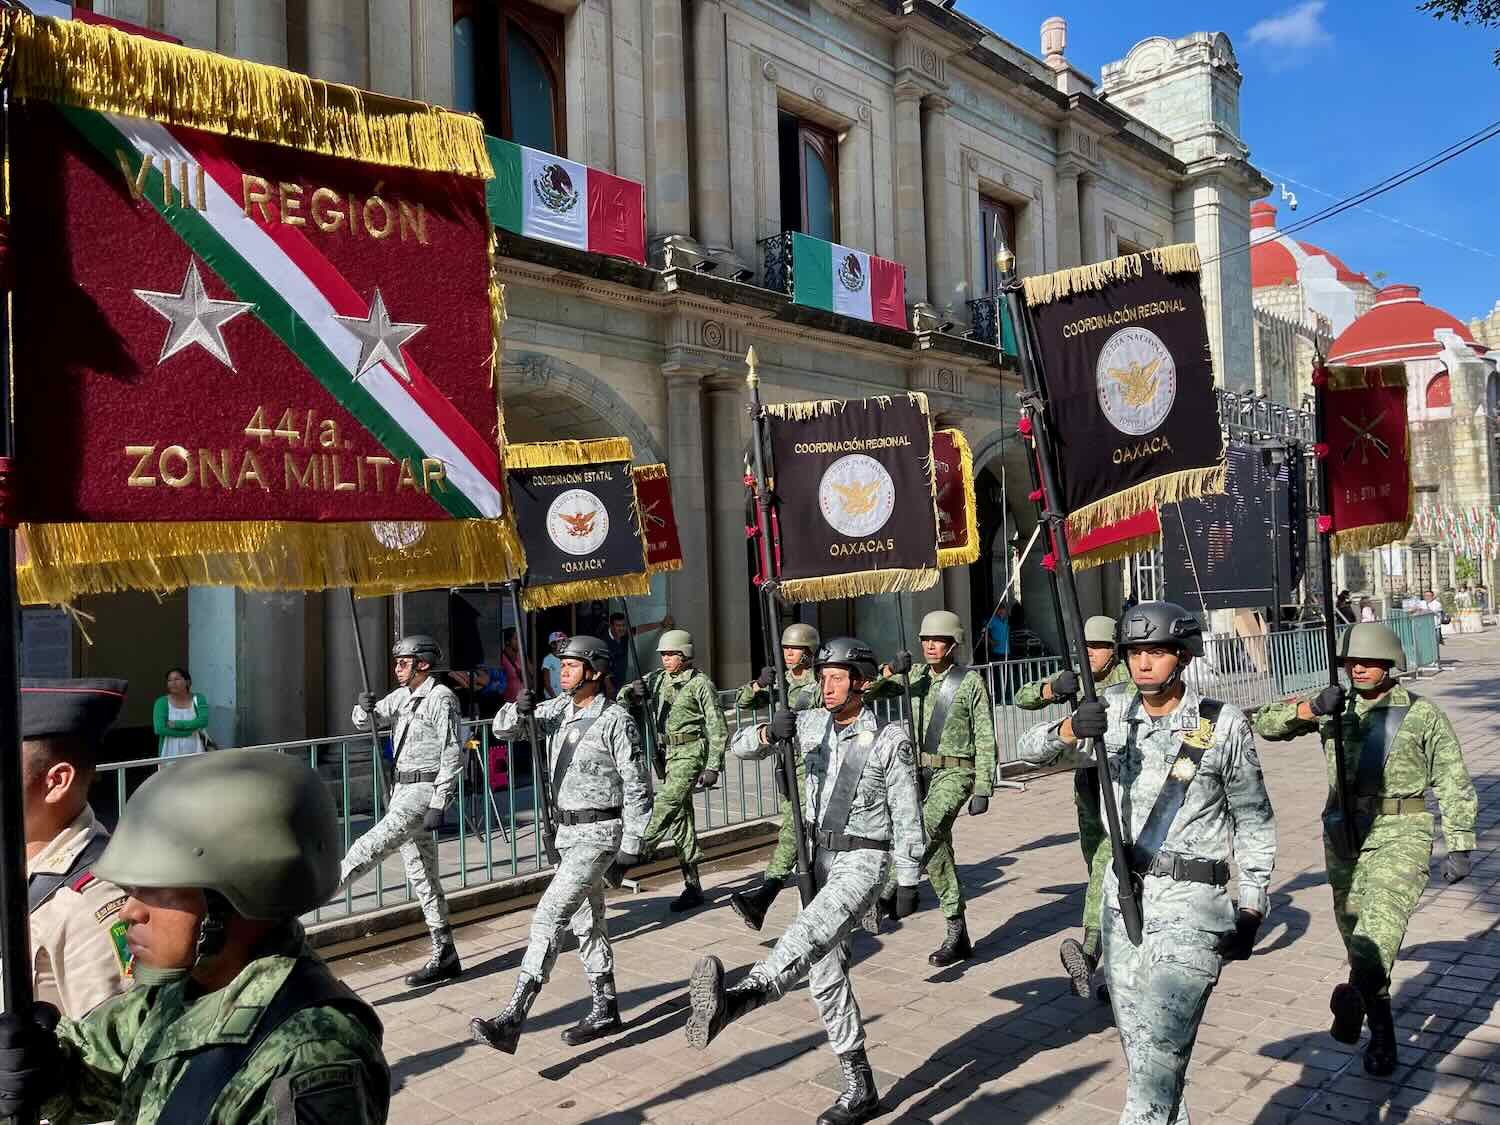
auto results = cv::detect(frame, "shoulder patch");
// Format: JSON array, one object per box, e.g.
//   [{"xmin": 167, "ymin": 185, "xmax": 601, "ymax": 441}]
[
  {"xmin": 94, "ymin": 894, "xmax": 128, "ymax": 924},
  {"xmin": 897, "ymin": 742, "xmax": 916, "ymax": 766},
  {"xmin": 276, "ymin": 1061, "xmax": 372, "ymax": 1125},
  {"xmin": 109, "ymin": 920, "xmax": 133, "ymax": 977}
]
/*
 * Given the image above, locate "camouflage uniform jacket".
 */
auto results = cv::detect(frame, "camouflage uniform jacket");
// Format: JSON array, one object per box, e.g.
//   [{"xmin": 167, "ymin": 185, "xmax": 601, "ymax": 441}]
[
  {"xmin": 1253, "ymin": 683, "xmax": 1476, "ymax": 852},
  {"xmin": 352, "ymin": 677, "xmax": 462, "ymax": 810},
  {"xmin": 1014, "ymin": 659, "xmax": 1131, "ymax": 711},
  {"xmin": 731, "ymin": 707, "xmax": 926, "ymax": 862},
  {"xmin": 873, "ymin": 664, "xmax": 997, "ymax": 797},
  {"xmin": 1018, "ymin": 684, "xmax": 1276, "ymax": 925},
  {"xmin": 645, "ymin": 667, "xmax": 730, "ymax": 770},
  {"xmin": 736, "ymin": 667, "xmax": 820, "ymax": 714},
  {"xmin": 41, "ymin": 926, "xmax": 388, "ymax": 1125},
  {"xmin": 493, "ymin": 692, "xmax": 653, "ymax": 854}
]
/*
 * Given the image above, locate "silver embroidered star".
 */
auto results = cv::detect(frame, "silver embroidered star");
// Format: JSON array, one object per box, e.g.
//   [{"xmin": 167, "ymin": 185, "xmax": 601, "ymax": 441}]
[
  {"xmin": 333, "ymin": 288, "xmax": 425, "ymax": 383},
  {"xmin": 134, "ymin": 259, "xmax": 255, "ymax": 371}
]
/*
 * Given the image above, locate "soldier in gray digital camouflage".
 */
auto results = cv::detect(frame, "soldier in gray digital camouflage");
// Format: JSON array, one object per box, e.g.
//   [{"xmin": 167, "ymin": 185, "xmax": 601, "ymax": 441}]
[
  {"xmin": 1018, "ymin": 602, "xmax": 1277, "ymax": 1125},
  {"xmin": 1253, "ymin": 621, "xmax": 1476, "ymax": 1076},
  {"xmin": 729, "ymin": 622, "xmax": 821, "ymax": 930},
  {"xmin": 470, "ymin": 635, "xmax": 652, "ymax": 1054},
  {"xmin": 684, "ymin": 636, "xmax": 925, "ymax": 1125},
  {"xmin": 0, "ymin": 749, "xmax": 390, "ymax": 1125},
  {"xmin": 337, "ymin": 634, "xmax": 465, "ymax": 988}
]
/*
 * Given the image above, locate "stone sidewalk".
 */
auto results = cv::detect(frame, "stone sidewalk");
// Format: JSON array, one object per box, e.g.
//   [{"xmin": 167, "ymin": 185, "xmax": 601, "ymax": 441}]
[{"xmin": 332, "ymin": 633, "xmax": 1500, "ymax": 1124}]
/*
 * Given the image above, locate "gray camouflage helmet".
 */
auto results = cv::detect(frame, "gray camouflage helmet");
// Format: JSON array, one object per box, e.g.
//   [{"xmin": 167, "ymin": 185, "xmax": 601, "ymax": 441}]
[
  {"xmin": 560, "ymin": 634, "xmax": 612, "ymax": 674},
  {"xmin": 1338, "ymin": 622, "xmax": 1406, "ymax": 671},
  {"xmin": 919, "ymin": 609, "xmax": 964, "ymax": 644},
  {"xmin": 815, "ymin": 636, "xmax": 880, "ymax": 682},
  {"xmin": 781, "ymin": 623, "xmax": 820, "ymax": 651},
  {"xmin": 1084, "ymin": 616, "xmax": 1118, "ymax": 646},
  {"xmin": 1118, "ymin": 601, "xmax": 1204, "ymax": 658},
  {"xmin": 392, "ymin": 634, "xmax": 444, "ymax": 668},
  {"xmin": 94, "ymin": 749, "xmax": 340, "ymax": 920},
  {"xmin": 657, "ymin": 628, "xmax": 694, "ymax": 660}
]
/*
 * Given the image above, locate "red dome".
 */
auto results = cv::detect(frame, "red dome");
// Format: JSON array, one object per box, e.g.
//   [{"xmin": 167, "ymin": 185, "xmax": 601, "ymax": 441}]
[
  {"xmin": 1250, "ymin": 201, "xmax": 1372, "ymax": 289},
  {"xmin": 1327, "ymin": 284, "xmax": 1487, "ymax": 366},
  {"xmin": 1295, "ymin": 242, "xmax": 1368, "ymax": 285}
]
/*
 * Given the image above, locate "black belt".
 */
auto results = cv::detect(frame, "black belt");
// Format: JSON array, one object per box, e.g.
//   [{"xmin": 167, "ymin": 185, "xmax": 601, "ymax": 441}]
[
  {"xmin": 812, "ymin": 830, "xmax": 888, "ymax": 853},
  {"xmin": 395, "ymin": 770, "xmax": 438, "ymax": 784},
  {"xmin": 1136, "ymin": 852, "xmax": 1229, "ymax": 886},
  {"xmin": 556, "ymin": 807, "xmax": 623, "ymax": 826}
]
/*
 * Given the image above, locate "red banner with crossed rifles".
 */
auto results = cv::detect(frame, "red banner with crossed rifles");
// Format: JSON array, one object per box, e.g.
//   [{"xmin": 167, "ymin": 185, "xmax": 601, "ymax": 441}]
[
  {"xmin": 932, "ymin": 429, "xmax": 978, "ymax": 568},
  {"xmin": 1317, "ymin": 364, "xmax": 1412, "ymax": 555},
  {"xmin": 631, "ymin": 464, "xmax": 684, "ymax": 575}
]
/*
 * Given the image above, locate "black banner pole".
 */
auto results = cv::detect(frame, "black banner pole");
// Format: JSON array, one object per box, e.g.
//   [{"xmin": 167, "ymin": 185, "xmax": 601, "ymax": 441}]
[
  {"xmin": 746, "ymin": 348, "xmax": 817, "ymax": 908},
  {"xmin": 1001, "ymin": 249, "xmax": 1146, "ymax": 947}
]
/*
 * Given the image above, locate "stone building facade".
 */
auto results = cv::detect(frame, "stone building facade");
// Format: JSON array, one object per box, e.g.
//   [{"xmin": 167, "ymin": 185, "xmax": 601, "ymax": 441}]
[{"xmin": 55, "ymin": 2, "xmax": 1268, "ymax": 747}]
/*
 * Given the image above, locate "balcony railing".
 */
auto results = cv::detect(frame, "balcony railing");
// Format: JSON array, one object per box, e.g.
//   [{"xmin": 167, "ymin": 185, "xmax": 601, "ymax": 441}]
[
  {"xmin": 760, "ymin": 232, "xmax": 793, "ymax": 297},
  {"xmin": 966, "ymin": 295, "xmax": 1018, "ymax": 357}
]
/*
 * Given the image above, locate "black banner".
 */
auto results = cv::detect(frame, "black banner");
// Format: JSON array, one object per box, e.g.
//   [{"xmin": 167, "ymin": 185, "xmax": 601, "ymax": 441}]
[
  {"xmin": 765, "ymin": 394, "xmax": 938, "ymax": 601},
  {"xmin": 1026, "ymin": 248, "xmax": 1224, "ymax": 535}
]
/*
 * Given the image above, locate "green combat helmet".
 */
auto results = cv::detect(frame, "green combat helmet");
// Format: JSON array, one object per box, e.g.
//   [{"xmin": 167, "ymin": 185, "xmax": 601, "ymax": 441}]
[
  {"xmin": 1338, "ymin": 622, "xmax": 1406, "ymax": 671},
  {"xmin": 658, "ymin": 629, "xmax": 695, "ymax": 661},
  {"xmin": 392, "ymin": 634, "xmax": 444, "ymax": 669},
  {"xmin": 919, "ymin": 610, "xmax": 964, "ymax": 644},
  {"xmin": 1084, "ymin": 616, "xmax": 1118, "ymax": 646},
  {"xmin": 781, "ymin": 623, "xmax": 820, "ymax": 651}
]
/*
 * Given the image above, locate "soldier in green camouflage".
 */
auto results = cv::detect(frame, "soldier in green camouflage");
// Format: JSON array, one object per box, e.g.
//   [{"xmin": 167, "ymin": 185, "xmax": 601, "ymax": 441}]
[
  {"xmin": 1253, "ymin": 621, "xmax": 1476, "ymax": 1076},
  {"xmin": 870, "ymin": 609, "xmax": 997, "ymax": 967},
  {"xmin": 620, "ymin": 628, "xmax": 729, "ymax": 912},
  {"xmin": 1015, "ymin": 615, "xmax": 1132, "ymax": 1000},
  {"xmin": 0, "ymin": 749, "xmax": 389, "ymax": 1125},
  {"xmin": 729, "ymin": 622, "xmax": 822, "ymax": 930}
]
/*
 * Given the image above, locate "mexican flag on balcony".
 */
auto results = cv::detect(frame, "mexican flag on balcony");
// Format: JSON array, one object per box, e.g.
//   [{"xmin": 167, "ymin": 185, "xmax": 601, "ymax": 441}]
[
  {"xmin": 790, "ymin": 233, "xmax": 907, "ymax": 329},
  {"xmin": 486, "ymin": 136, "xmax": 646, "ymax": 265}
]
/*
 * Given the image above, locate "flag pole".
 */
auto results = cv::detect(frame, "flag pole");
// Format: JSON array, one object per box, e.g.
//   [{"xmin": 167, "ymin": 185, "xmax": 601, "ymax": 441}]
[
  {"xmin": 999, "ymin": 245, "xmax": 1145, "ymax": 947},
  {"xmin": 746, "ymin": 347, "xmax": 817, "ymax": 909}
]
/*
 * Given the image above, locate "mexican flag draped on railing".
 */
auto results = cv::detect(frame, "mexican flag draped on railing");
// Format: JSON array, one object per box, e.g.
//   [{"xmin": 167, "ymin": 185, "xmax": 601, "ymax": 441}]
[
  {"xmin": 789, "ymin": 233, "xmax": 907, "ymax": 329},
  {"xmin": 486, "ymin": 136, "xmax": 645, "ymax": 265}
]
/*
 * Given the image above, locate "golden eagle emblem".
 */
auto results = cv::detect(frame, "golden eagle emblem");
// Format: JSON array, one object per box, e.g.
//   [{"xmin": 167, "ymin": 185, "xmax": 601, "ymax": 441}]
[
  {"xmin": 830, "ymin": 478, "xmax": 880, "ymax": 516},
  {"xmin": 1107, "ymin": 358, "xmax": 1163, "ymax": 408},
  {"xmin": 560, "ymin": 508, "xmax": 598, "ymax": 537}
]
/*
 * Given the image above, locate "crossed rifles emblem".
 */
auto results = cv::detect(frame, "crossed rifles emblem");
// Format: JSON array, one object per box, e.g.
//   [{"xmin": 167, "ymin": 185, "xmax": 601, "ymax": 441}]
[{"xmin": 1341, "ymin": 410, "xmax": 1391, "ymax": 465}]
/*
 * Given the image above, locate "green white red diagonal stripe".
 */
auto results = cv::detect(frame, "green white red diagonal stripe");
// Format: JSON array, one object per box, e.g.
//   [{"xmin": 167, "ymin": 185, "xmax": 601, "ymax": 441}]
[{"xmin": 63, "ymin": 105, "xmax": 502, "ymax": 520}]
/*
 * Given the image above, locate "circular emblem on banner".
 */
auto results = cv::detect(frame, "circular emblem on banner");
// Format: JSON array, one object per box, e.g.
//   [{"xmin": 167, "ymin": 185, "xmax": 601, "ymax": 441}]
[
  {"xmin": 369, "ymin": 521, "xmax": 426, "ymax": 550},
  {"xmin": 819, "ymin": 454, "xmax": 896, "ymax": 538},
  {"xmin": 1095, "ymin": 326, "xmax": 1177, "ymax": 436},
  {"xmin": 837, "ymin": 253, "xmax": 866, "ymax": 294},
  {"xmin": 534, "ymin": 163, "xmax": 579, "ymax": 214},
  {"xmin": 547, "ymin": 489, "xmax": 609, "ymax": 556}
]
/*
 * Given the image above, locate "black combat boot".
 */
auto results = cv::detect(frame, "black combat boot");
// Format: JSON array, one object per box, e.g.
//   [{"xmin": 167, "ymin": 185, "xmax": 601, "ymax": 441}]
[
  {"xmin": 730, "ymin": 876, "xmax": 783, "ymax": 931},
  {"xmin": 670, "ymin": 865, "xmax": 705, "ymax": 912},
  {"xmin": 1363, "ymin": 996, "xmax": 1399, "ymax": 1076},
  {"xmin": 561, "ymin": 973, "xmax": 622, "ymax": 1046},
  {"xmin": 817, "ymin": 1047, "xmax": 879, "ymax": 1125},
  {"xmin": 1058, "ymin": 927, "xmax": 1100, "ymax": 999},
  {"xmin": 405, "ymin": 927, "xmax": 462, "ymax": 987},
  {"xmin": 685, "ymin": 955, "xmax": 771, "ymax": 1048},
  {"xmin": 1329, "ymin": 980, "xmax": 1366, "ymax": 1045},
  {"xmin": 928, "ymin": 915, "xmax": 972, "ymax": 967},
  {"xmin": 469, "ymin": 973, "xmax": 541, "ymax": 1054}
]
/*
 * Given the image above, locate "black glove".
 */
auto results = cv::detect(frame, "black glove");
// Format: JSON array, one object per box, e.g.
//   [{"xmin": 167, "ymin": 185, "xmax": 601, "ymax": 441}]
[
  {"xmin": 1443, "ymin": 850, "xmax": 1472, "ymax": 884},
  {"xmin": 755, "ymin": 666, "xmax": 775, "ymax": 689},
  {"xmin": 422, "ymin": 807, "xmax": 445, "ymax": 832},
  {"xmin": 604, "ymin": 852, "xmax": 639, "ymax": 889},
  {"xmin": 618, "ymin": 679, "xmax": 646, "ymax": 707},
  {"xmin": 894, "ymin": 885, "xmax": 919, "ymax": 918},
  {"xmin": 1048, "ymin": 669, "xmax": 1080, "ymax": 701},
  {"xmin": 1309, "ymin": 684, "xmax": 1347, "ymax": 718},
  {"xmin": 696, "ymin": 768, "xmax": 720, "ymax": 790},
  {"xmin": 968, "ymin": 795, "xmax": 990, "ymax": 817},
  {"xmin": 1071, "ymin": 700, "xmax": 1108, "ymax": 741},
  {"xmin": 768, "ymin": 707, "xmax": 797, "ymax": 743},
  {"xmin": 514, "ymin": 689, "xmax": 536, "ymax": 717},
  {"xmin": 0, "ymin": 1002, "xmax": 61, "ymax": 1119},
  {"xmin": 889, "ymin": 650, "xmax": 913, "ymax": 675},
  {"xmin": 357, "ymin": 691, "xmax": 376, "ymax": 714},
  {"xmin": 1216, "ymin": 909, "xmax": 1263, "ymax": 962}
]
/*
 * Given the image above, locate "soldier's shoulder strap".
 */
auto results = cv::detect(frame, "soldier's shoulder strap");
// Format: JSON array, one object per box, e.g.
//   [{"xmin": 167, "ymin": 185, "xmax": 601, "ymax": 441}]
[
  {"xmin": 158, "ymin": 956, "xmax": 380, "ymax": 1125},
  {"xmin": 919, "ymin": 663, "xmax": 970, "ymax": 760},
  {"xmin": 1126, "ymin": 697, "xmax": 1223, "ymax": 872},
  {"xmin": 27, "ymin": 831, "xmax": 110, "ymax": 914}
]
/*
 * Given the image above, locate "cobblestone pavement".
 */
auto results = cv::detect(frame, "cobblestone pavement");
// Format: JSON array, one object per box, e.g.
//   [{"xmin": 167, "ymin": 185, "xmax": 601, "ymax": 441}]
[{"xmin": 332, "ymin": 633, "xmax": 1500, "ymax": 1124}]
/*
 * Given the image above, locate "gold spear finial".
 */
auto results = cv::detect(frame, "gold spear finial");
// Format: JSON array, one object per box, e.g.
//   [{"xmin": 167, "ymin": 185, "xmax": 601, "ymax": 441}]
[{"xmin": 745, "ymin": 346, "xmax": 759, "ymax": 388}]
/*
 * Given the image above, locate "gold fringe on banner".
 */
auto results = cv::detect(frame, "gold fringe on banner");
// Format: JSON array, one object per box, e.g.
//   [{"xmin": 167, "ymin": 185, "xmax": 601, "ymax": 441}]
[
  {"xmin": 936, "ymin": 428, "xmax": 979, "ymax": 569},
  {"xmin": 1022, "ymin": 243, "xmax": 1202, "ymax": 308},
  {"xmin": 633, "ymin": 462, "xmax": 669, "ymax": 481},
  {"xmin": 764, "ymin": 391, "xmax": 930, "ymax": 422},
  {"xmin": 505, "ymin": 437, "xmax": 635, "ymax": 470},
  {"xmin": 1066, "ymin": 462, "xmax": 1226, "ymax": 540},
  {"xmin": 6, "ymin": 9, "xmax": 492, "ymax": 177},
  {"xmin": 1070, "ymin": 529, "xmax": 1162, "ymax": 571},
  {"xmin": 522, "ymin": 571, "xmax": 652, "ymax": 611},
  {"xmin": 779, "ymin": 565, "xmax": 940, "ymax": 603},
  {"xmin": 1331, "ymin": 520, "xmax": 1412, "ymax": 557},
  {"xmin": 645, "ymin": 557, "xmax": 683, "ymax": 577},
  {"xmin": 18, "ymin": 518, "xmax": 525, "ymax": 605},
  {"xmin": 1325, "ymin": 364, "xmax": 1407, "ymax": 391}
]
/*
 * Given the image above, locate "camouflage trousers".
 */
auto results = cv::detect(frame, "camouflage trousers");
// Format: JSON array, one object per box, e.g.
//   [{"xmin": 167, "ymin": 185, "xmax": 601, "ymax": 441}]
[
  {"xmin": 1325, "ymin": 824, "xmax": 1433, "ymax": 996},
  {"xmin": 1103, "ymin": 906, "xmax": 1223, "ymax": 1125},
  {"xmin": 338, "ymin": 781, "xmax": 450, "ymax": 936},
  {"xmin": 764, "ymin": 754, "xmax": 808, "ymax": 882},
  {"xmin": 1076, "ymin": 771, "xmax": 1111, "ymax": 935},
  {"xmin": 750, "ymin": 847, "xmax": 890, "ymax": 1055},
  {"xmin": 521, "ymin": 841, "xmax": 615, "ymax": 984},
  {"xmin": 885, "ymin": 766, "xmax": 973, "ymax": 918},
  {"xmin": 640, "ymin": 750, "xmax": 705, "ymax": 868}
]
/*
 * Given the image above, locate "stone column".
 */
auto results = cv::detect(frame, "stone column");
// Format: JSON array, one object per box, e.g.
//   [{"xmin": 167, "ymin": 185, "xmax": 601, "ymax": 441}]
[
  {"xmin": 411, "ymin": 0, "xmax": 455, "ymax": 106},
  {"xmin": 893, "ymin": 84, "xmax": 928, "ymax": 303},
  {"xmin": 646, "ymin": 0, "xmax": 692, "ymax": 241},
  {"xmin": 664, "ymin": 367, "xmax": 714, "ymax": 660},
  {"xmin": 324, "ymin": 591, "xmax": 390, "ymax": 737},
  {"xmin": 94, "ymin": 0, "xmax": 149, "ymax": 25},
  {"xmin": 305, "ymin": 0, "xmax": 368, "ymax": 87},
  {"xmin": 1077, "ymin": 172, "xmax": 1102, "ymax": 263},
  {"xmin": 690, "ymin": 0, "xmax": 732, "ymax": 254},
  {"xmin": 705, "ymin": 375, "xmax": 754, "ymax": 687},
  {"xmin": 224, "ymin": 0, "xmax": 287, "ymax": 66},
  {"xmin": 1055, "ymin": 163, "xmax": 1083, "ymax": 269},
  {"xmin": 367, "ymin": 0, "xmax": 414, "ymax": 97},
  {"xmin": 922, "ymin": 96, "xmax": 962, "ymax": 316}
]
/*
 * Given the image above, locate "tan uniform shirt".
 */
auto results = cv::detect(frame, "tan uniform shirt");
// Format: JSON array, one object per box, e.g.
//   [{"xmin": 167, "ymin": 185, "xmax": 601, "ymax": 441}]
[{"xmin": 29, "ymin": 807, "xmax": 132, "ymax": 1018}]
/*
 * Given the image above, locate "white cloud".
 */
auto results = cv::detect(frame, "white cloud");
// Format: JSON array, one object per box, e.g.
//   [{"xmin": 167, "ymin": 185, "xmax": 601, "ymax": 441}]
[{"xmin": 1247, "ymin": 1, "xmax": 1332, "ymax": 50}]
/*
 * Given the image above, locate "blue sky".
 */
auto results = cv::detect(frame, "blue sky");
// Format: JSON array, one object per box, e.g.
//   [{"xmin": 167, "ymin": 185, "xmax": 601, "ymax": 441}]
[{"xmin": 967, "ymin": 0, "xmax": 1500, "ymax": 325}]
